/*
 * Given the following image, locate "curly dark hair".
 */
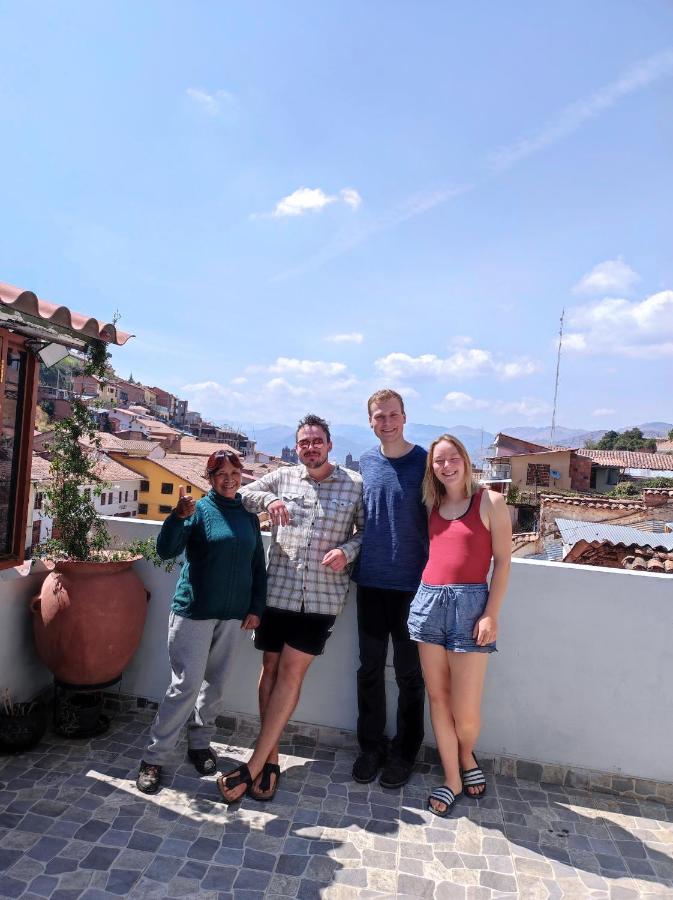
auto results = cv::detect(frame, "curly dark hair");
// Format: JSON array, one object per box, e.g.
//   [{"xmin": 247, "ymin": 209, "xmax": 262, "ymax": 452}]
[{"xmin": 295, "ymin": 413, "xmax": 331, "ymax": 443}]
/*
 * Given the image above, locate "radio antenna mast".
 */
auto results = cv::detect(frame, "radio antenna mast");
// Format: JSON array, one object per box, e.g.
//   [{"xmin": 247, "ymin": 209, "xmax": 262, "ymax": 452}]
[{"xmin": 550, "ymin": 308, "xmax": 564, "ymax": 446}]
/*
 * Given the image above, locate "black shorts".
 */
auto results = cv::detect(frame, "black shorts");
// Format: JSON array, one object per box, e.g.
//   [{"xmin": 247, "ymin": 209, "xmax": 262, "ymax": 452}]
[{"xmin": 254, "ymin": 606, "xmax": 337, "ymax": 657}]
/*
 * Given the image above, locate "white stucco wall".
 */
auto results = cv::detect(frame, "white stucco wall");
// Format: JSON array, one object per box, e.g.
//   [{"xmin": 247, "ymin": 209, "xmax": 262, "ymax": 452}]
[{"xmin": 3, "ymin": 517, "xmax": 671, "ymax": 783}]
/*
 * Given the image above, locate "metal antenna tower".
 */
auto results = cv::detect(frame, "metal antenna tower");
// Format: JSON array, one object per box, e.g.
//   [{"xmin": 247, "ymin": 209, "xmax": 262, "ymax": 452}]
[{"xmin": 550, "ymin": 308, "xmax": 564, "ymax": 446}]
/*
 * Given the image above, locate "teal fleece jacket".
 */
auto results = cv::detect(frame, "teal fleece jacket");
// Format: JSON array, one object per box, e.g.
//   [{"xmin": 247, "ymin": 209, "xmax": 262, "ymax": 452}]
[{"xmin": 156, "ymin": 490, "xmax": 267, "ymax": 620}]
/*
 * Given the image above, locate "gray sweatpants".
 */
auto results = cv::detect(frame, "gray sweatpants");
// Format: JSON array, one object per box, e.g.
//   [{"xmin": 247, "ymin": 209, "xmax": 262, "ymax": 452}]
[{"xmin": 143, "ymin": 612, "xmax": 243, "ymax": 765}]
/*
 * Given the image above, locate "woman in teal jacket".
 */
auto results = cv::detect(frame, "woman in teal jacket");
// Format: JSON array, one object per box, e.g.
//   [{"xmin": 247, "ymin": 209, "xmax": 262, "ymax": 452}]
[{"xmin": 136, "ymin": 449, "xmax": 266, "ymax": 795}]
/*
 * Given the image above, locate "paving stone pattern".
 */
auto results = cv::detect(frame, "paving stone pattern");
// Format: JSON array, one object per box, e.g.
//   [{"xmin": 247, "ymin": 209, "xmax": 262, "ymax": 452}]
[{"xmin": 0, "ymin": 709, "xmax": 672, "ymax": 898}]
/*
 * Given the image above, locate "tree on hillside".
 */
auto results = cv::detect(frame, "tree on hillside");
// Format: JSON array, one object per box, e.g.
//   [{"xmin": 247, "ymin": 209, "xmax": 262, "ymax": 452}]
[
  {"xmin": 595, "ymin": 427, "xmax": 656, "ymax": 453},
  {"xmin": 669, "ymin": 427, "xmax": 673, "ymax": 441}
]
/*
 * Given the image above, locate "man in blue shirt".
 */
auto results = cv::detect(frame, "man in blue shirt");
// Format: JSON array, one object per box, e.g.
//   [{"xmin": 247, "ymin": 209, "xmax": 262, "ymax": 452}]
[{"xmin": 351, "ymin": 389, "xmax": 428, "ymax": 787}]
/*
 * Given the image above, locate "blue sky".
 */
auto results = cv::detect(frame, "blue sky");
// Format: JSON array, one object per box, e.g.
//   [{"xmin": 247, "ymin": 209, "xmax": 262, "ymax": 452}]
[{"xmin": 2, "ymin": 1, "xmax": 672, "ymax": 431}]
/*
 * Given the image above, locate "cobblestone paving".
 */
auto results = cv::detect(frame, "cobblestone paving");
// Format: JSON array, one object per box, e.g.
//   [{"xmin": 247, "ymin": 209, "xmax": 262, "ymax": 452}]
[{"xmin": 1, "ymin": 710, "xmax": 672, "ymax": 899}]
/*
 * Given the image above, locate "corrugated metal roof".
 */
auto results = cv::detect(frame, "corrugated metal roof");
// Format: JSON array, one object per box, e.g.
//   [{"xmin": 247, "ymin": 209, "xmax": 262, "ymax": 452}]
[
  {"xmin": 0, "ymin": 281, "xmax": 132, "ymax": 346},
  {"xmin": 556, "ymin": 518, "xmax": 673, "ymax": 552}
]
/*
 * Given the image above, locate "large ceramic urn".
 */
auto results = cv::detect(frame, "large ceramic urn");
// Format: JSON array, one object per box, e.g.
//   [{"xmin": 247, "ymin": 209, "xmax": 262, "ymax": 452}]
[{"xmin": 31, "ymin": 559, "xmax": 149, "ymax": 687}]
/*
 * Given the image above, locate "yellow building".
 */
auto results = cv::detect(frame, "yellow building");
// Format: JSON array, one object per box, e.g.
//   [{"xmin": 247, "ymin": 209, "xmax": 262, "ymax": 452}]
[{"xmin": 106, "ymin": 453, "xmax": 209, "ymax": 520}]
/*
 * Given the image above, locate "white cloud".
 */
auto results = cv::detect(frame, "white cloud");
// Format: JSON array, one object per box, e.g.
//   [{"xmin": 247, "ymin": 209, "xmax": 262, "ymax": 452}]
[
  {"xmin": 340, "ymin": 188, "xmax": 362, "ymax": 210},
  {"xmin": 269, "ymin": 357, "xmax": 347, "ymax": 377},
  {"xmin": 230, "ymin": 376, "xmax": 247, "ymax": 385},
  {"xmin": 436, "ymin": 392, "xmax": 549, "ymax": 418},
  {"xmin": 491, "ymin": 398, "xmax": 552, "ymax": 419},
  {"xmin": 439, "ymin": 392, "xmax": 490, "ymax": 411},
  {"xmin": 573, "ymin": 259, "xmax": 640, "ymax": 295},
  {"xmin": 490, "ymin": 49, "xmax": 673, "ymax": 171},
  {"xmin": 566, "ymin": 290, "xmax": 673, "ymax": 357},
  {"xmin": 325, "ymin": 332, "xmax": 364, "ymax": 344},
  {"xmin": 186, "ymin": 88, "xmax": 235, "ymax": 116},
  {"xmin": 266, "ymin": 378, "xmax": 311, "ymax": 397},
  {"xmin": 593, "ymin": 408, "xmax": 616, "ymax": 417},
  {"xmin": 259, "ymin": 186, "xmax": 363, "ymax": 219},
  {"xmin": 375, "ymin": 348, "xmax": 540, "ymax": 381},
  {"xmin": 450, "ymin": 335, "xmax": 474, "ymax": 347}
]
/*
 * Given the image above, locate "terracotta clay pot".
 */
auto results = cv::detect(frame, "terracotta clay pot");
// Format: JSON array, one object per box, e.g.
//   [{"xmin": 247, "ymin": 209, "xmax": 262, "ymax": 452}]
[{"xmin": 31, "ymin": 559, "xmax": 149, "ymax": 687}]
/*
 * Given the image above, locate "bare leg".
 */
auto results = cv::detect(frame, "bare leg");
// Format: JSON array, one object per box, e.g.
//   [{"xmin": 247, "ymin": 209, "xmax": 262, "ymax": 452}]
[
  {"xmin": 448, "ymin": 651, "xmax": 490, "ymax": 796},
  {"xmin": 418, "ymin": 643, "xmax": 462, "ymax": 814},
  {"xmin": 251, "ymin": 651, "xmax": 281, "ymax": 796},
  {"xmin": 219, "ymin": 645, "xmax": 314, "ymax": 802}
]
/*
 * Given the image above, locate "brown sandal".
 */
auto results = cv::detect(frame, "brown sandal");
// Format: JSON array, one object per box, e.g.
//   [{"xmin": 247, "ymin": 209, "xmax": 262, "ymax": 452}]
[
  {"xmin": 248, "ymin": 762, "xmax": 281, "ymax": 802},
  {"xmin": 216, "ymin": 763, "xmax": 252, "ymax": 804}
]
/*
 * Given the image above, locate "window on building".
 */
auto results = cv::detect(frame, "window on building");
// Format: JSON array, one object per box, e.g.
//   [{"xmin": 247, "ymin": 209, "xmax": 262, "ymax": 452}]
[
  {"xmin": 108, "ymin": 492, "xmax": 113, "ymax": 504},
  {"xmin": 138, "ymin": 503, "xmax": 148, "ymax": 514},
  {"xmin": 133, "ymin": 489, "xmax": 138, "ymax": 501},
  {"xmin": 118, "ymin": 491, "xmax": 122, "ymax": 503},
  {"xmin": 101, "ymin": 493, "xmax": 106, "ymax": 506},
  {"xmin": 140, "ymin": 480, "xmax": 150, "ymax": 492},
  {"xmin": 161, "ymin": 482, "xmax": 174, "ymax": 495},
  {"xmin": 526, "ymin": 463, "xmax": 550, "ymax": 487},
  {"xmin": 124, "ymin": 491, "xmax": 128, "ymax": 502},
  {"xmin": 0, "ymin": 330, "xmax": 38, "ymax": 570},
  {"xmin": 34, "ymin": 492, "xmax": 43, "ymax": 511},
  {"xmin": 186, "ymin": 485, "xmax": 192, "ymax": 493},
  {"xmin": 83, "ymin": 488, "xmax": 91, "ymax": 501},
  {"xmin": 158, "ymin": 504, "xmax": 172, "ymax": 514}
]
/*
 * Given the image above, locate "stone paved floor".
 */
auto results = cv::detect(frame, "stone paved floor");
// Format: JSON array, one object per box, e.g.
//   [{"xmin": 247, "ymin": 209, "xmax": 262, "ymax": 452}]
[{"xmin": 1, "ymin": 709, "xmax": 672, "ymax": 899}]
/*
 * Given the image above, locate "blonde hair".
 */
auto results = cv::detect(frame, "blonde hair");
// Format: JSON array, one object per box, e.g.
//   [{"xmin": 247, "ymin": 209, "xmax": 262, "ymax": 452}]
[
  {"xmin": 422, "ymin": 434, "xmax": 475, "ymax": 512},
  {"xmin": 367, "ymin": 388, "xmax": 405, "ymax": 416}
]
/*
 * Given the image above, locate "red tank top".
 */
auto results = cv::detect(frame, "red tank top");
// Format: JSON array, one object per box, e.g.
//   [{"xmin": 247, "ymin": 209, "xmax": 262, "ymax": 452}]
[{"xmin": 421, "ymin": 490, "xmax": 492, "ymax": 585}]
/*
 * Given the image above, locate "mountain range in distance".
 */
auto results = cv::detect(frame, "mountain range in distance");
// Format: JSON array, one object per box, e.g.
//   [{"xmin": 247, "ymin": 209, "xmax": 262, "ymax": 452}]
[{"xmin": 236, "ymin": 421, "xmax": 672, "ymax": 464}]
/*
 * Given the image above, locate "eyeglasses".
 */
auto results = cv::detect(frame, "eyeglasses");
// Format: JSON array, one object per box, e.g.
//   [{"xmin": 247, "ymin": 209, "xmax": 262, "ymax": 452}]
[{"xmin": 297, "ymin": 438, "xmax": 325, "ymax": 449}]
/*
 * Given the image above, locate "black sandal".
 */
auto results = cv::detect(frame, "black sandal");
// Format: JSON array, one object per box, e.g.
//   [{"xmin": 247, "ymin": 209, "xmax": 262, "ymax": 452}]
[
  {"xmin": 428, "ymin": 785, "xmax": 461, "ymax": 818},
  {"xmin": 216, "ymin": 763, "xmax": 252, "ymax": 804},
  {"xmin": 461, "ymin": 753, "xmax": 486, "ymax": 798},
  {"xmin": 248, "ymin": 762, "xmax": 281, "ymax": 802},
  {"xmin": 188, "ymin": 747, "xmax": 217, "ymax": 775}
]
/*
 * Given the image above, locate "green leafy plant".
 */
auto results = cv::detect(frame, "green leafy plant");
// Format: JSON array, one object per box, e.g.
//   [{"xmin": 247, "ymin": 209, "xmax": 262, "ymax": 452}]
[{"xmin": 35, "ymin": 340, "xmax": 175, "ymax": 570}]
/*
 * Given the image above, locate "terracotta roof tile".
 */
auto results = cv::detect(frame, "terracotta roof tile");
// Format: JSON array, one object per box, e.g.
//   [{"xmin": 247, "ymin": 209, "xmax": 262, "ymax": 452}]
[
  {"xmin": 148, "ymin": 455, "xmax": 211, "ymax": 493},
  {"xmin": 177, "ymin": 438, "xmax": 241, "ymax": 457},
  {"xmin": 577, "ymin": 449, "xmax": 673, "ymax": 470},
  {"xmin": 0, "ymin": 281, "xmax": 132, "ymax": 346},
  {"xmin": 30, "ymin": 455, "xmax": 52, "ymax": 481},
  {"xmin": 540, "ymin": 493, "xmax": 646, "ymax": 511}
]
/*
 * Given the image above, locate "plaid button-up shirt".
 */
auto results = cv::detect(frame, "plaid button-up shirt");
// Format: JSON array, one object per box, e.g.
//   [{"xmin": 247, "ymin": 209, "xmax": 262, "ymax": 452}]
[{"xmin": 240, "ymin": 464, "xmax": 363, "ymax": 616}]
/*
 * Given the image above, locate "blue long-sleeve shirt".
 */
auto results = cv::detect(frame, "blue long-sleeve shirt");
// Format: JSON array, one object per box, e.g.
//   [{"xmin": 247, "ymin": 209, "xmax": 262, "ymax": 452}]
[{"xmin": 157, "ymin": 490, "xmax": 267, "ymax": 620}]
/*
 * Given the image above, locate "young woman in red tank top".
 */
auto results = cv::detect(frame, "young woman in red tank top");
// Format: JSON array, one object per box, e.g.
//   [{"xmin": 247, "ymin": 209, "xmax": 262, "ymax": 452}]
[{"xmin": 407, "ymin": 434, "xmax": 511, "ymax": 817}]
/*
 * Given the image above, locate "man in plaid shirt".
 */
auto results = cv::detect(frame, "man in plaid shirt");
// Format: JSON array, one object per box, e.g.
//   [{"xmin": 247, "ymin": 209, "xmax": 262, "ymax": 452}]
[{"xmin": 217, "ymin": 414, "xmax": 363, "ymax": 803}]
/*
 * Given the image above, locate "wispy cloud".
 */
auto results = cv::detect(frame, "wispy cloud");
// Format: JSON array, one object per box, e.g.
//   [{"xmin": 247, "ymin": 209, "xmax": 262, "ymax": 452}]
[
  {"xmin": 256, "ymin": 187, "xmax": 363, "ymax": 219},
  {"xmin": 437, "ymin": 392, "xmax": 550, "ymax": 419},
  {"xmin": 272, "ymin": 49, "xmax": 673, "ymax": 281},
  {"xmin": 573, "ymin": 259, "xmax": 640, "ymax": 295},
  {"xmin": 489, "ymin": 48, "xmax": 673, "ymax": 171},
  {"xmin": 592, "ymin": 407, "xmax": 616, "ymax": 417},
  {"xmin": 268, "ymin": 357, "xmax": 348, "ymax": 377},
  {"xmin": 186, "ymin": 88, "xmax": 235, "ymax": 116},
  {"xmin": 375, "ymin": 348, "xmax": 540, "ymax": 381},
  {"xmin": 325, "ymin": 332, "xmax": 364, "ymax": 344}
]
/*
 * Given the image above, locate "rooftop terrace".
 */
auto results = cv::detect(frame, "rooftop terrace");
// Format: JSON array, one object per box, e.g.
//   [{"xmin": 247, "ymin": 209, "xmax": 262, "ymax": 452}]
[
  {"xmin": 1, "ymin": 707, "xmax": 672, "ymax": 900},
  {"xmin": 2, "ymin": 519, "xmax": 672, "ymax": 898}
]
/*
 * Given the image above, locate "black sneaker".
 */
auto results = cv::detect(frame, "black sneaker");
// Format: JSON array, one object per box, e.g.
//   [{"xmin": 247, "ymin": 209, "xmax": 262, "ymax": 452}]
[
  {"xmin": 188, "ymin": 747, "xmax": 217, "ymax": 775},
  {"xmin": 136, "ymin": 761, "xmax": 162, "ymax": 794},
  {"xmin": 379, "ymin": 756, "xmax": 414, "ymax": 789},
  {"xmin": 352, "ymin": 749, "xmax": 386, "ymax": 784}
]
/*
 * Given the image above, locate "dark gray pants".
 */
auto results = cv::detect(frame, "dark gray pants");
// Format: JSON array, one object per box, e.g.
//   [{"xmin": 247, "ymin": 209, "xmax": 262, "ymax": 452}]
[{"xmin": 144, "ymin": 612, "xmax": 243, "ymax": 765}]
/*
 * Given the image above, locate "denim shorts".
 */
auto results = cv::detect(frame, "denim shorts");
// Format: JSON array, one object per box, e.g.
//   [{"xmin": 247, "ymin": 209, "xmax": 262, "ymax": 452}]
[{"xmin": 407, "ymin": 582, "xmax": 497, "ymax": 653}]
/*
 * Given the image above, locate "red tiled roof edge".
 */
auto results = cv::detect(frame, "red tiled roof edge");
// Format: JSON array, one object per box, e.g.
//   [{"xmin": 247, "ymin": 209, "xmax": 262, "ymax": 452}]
[
  {"xmin": 0, "ymin": 282, "xmax": 133, "ymax": 346},
  {"xmin": 539, "ymin": 493, "xmax": 646, "ymax": 510}
]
